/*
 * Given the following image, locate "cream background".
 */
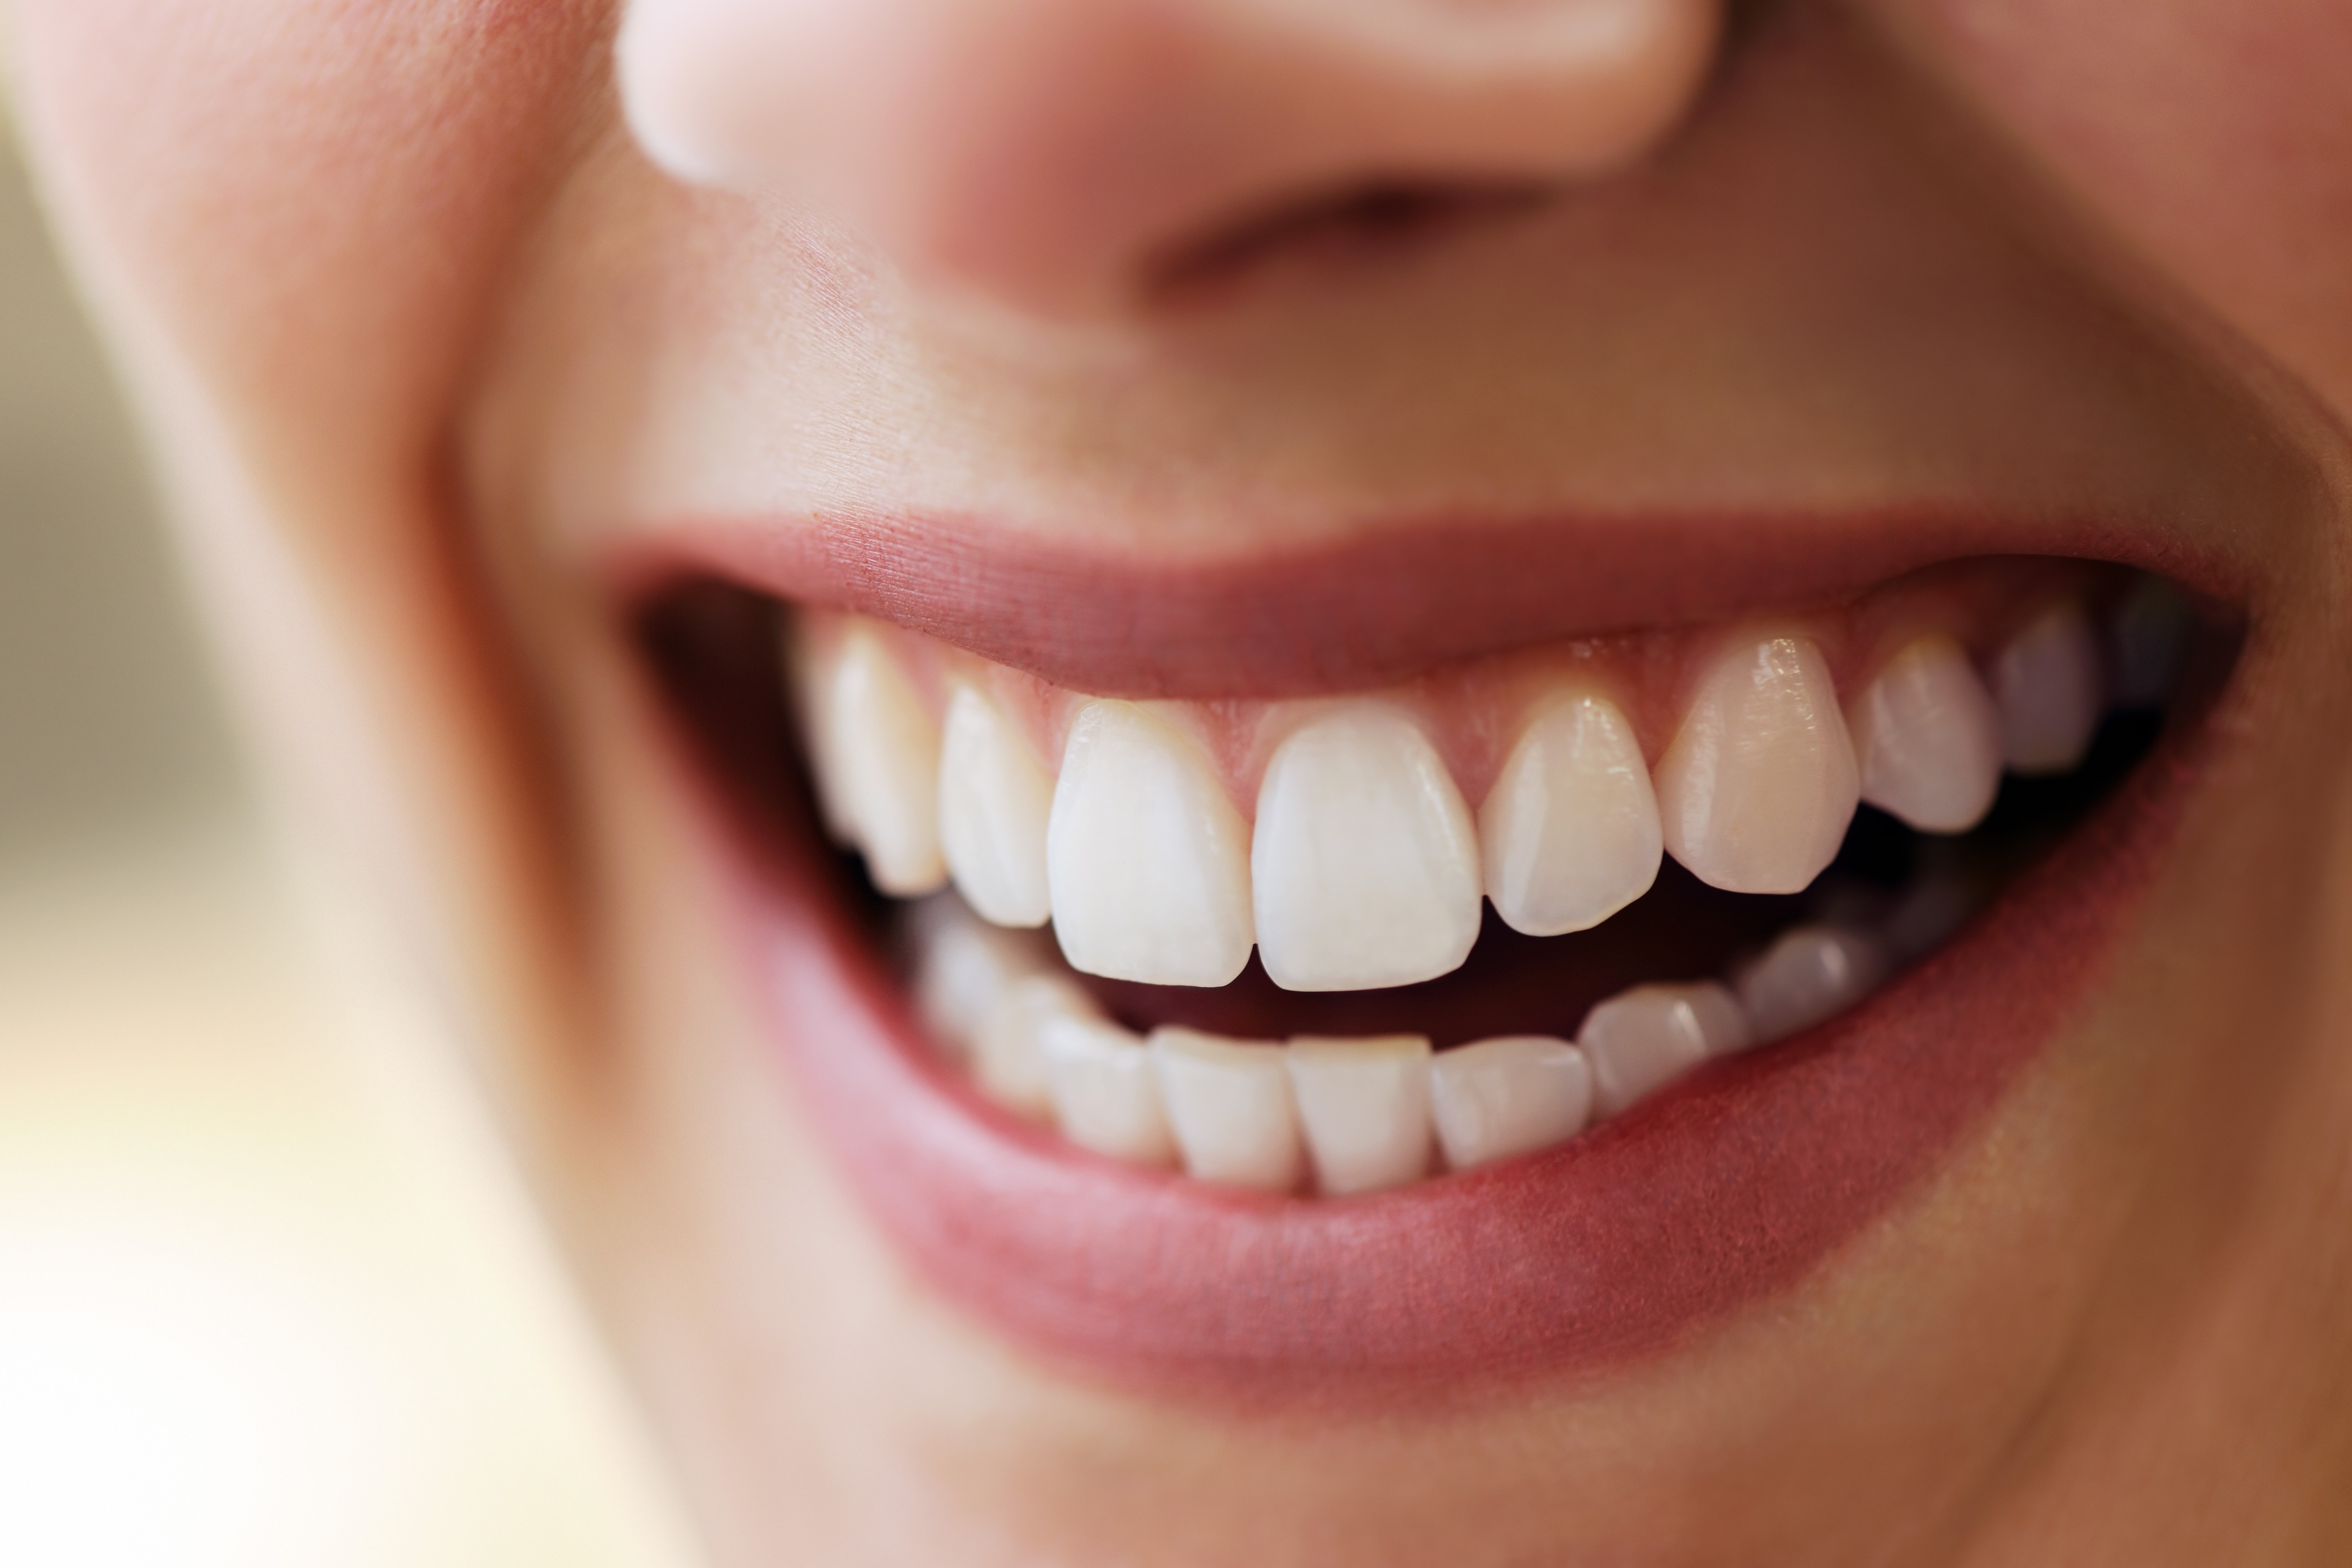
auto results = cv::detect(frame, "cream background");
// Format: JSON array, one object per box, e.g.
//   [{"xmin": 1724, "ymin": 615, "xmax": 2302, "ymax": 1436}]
[{"xmin": 0, "ymin": 85, "xmax": 701, "ymax": 1568}]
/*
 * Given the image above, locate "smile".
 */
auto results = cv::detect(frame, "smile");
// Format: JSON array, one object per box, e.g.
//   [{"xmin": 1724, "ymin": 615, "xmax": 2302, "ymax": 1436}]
[{"xmin": 622, "ymin": 511, "xmax": 2239, "ymax": 1402}]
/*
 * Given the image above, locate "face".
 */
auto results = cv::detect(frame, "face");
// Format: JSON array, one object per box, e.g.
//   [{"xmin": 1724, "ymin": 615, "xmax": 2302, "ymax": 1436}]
[{"xmin": 11, "ymin": 0, "xmax": 2352, "ymax": 1560}]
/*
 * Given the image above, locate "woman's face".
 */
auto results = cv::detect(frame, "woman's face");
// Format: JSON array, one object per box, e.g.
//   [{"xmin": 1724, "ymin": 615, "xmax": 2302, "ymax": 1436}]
[{"xmin": 12, "ymin": 0, "xmax": 2352, "ymax": 1560}]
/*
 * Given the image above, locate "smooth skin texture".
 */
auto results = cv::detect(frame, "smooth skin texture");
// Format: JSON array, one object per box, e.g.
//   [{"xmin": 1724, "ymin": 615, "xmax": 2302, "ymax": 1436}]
[{"xmin": 9, "ymin": 0, "xmax": 2352, "ymax": 1563}]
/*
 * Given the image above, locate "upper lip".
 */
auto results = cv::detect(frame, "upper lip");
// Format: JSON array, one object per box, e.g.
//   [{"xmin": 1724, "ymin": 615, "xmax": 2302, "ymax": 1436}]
[{"xmin": 606, "ymin": 504, "xmax": 2233, "ymax": 699}]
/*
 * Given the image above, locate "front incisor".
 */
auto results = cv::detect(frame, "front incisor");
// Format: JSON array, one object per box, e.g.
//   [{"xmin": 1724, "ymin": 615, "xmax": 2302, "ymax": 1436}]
[
  {"xmin": 1046, "ymin": 702, "xmax": 1256, "ymax": 988},
  {"xmin": 1251, "ymin": 704, "xmax": 1483, "ymax": 991}
]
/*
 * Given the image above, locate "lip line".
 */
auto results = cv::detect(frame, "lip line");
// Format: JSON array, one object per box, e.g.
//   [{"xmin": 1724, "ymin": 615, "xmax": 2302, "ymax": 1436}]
[
  {"xmin": 604, "ymin": 504, "xmax": 2233, "ymax": 699},
  {"xmin": 654, "ymin": 633, "xmax": 2215, "ymax": 1409}
]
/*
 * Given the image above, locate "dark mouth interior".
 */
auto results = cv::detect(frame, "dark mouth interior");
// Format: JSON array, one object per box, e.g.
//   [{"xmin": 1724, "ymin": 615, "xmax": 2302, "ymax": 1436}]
[{"xmin": 636, "ymin": 567, "xmax": 2236, "ymax": 1051}]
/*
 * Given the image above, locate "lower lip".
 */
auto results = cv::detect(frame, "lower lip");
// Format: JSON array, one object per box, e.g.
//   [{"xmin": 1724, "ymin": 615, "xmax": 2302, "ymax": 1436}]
[{"xmin": 698, "ymin": 715, "xmax": 2200, "ymax": 1409}]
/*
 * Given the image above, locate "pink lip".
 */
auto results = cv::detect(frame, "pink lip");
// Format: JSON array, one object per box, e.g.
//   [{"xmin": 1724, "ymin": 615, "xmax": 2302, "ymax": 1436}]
[
  {"xmin": 704, "ymin": 735, "xmax": 2191, "ymax": 1406},
  {"xmin": 618, "ymin": 506, "xmax": 2221, "ymax": 1406},
  {"xmin": 606, "ymin": 506, "xmax": 2229, "ymax": 699}
]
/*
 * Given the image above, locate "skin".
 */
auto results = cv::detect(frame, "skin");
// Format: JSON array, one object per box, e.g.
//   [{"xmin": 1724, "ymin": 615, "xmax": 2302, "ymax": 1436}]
[{"xmin": 9, "ymin": 0, "xmax": 2352, "ymax": 1561}]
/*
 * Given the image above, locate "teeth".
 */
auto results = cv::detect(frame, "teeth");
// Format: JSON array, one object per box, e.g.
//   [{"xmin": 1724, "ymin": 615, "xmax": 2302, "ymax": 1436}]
[
  {"xmin": 1847, "ymin": 635, "xmax": 2002, "ymax": 834},
  {"xmin": 1252, "ymin": 704, "xmax": 1482, "ymax": 991},
  {"xmin": 971, "ymin": 973, "xmax": 1100, "ymax": 1122},
  {"xmin": 1479, "ymin": 690, "xmax": 1662, "ymax": 937},
  {"xmin": 873, "ymin": 575, "xmax": 2126, "ymax": 1190},
  {"xmin": 1994, "ymin": 603, "xmax": 2104, "ymax": 775},
  {"xmin": 1429, "ymin": 1035, "xmax": 1592, "ymax": 1171},
  {"xmin": 1734, "ymin": 925, "xmax": 1888, "ymax": 1043},
  {"xmin": 1046, "ymin": 702, "xmax": 1256, "ymax": 988},
  {"xmin": 1654, "ymin": 635, "xmax": 1859, "ymax": 895},
  {"xmin": 1578, "ymin": 981, "xmax": 1751, "ymax": 1119},
  {"xmin": 809, "ymin": 622, "xmax": 949, "ymax": 896},
  {"xmin": 1148, "ymin": 1027, "xmax": 1302, "ymax": 1192},
  {"xmin": 1041, "ymin": 1013, "xmax": 1176, "ymax": 1167},
  {"xmin": 937, "ymin": 684, "xmax": 1056, "ymax": 928},
  {"xmin": 783, "ymin": 621, "xmax": 859, "ymax": 844},
  {"xmin": 1285, "ymin": 1034, "xmax": 1435, "ymax": 1195},
  {"xmin": 905, "ymin": 891, "xmax": 1054, "ymax": 1060}
]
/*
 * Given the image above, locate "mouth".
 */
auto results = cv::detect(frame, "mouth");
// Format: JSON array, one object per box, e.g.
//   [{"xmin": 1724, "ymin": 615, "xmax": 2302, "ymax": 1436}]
[{"xmin": 620, "ymin": 515, "xmax": 2240, "ymax": 1404}]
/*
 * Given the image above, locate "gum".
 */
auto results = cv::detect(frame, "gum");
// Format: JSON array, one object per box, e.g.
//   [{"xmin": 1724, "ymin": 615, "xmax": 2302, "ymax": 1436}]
[{"xmin": 792, "ymin": 555, "xmax": 2126, "ymax": 821}]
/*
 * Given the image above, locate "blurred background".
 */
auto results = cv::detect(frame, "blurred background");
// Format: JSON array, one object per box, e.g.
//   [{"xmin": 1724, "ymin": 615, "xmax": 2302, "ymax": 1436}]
[{"xmin": 0, "ymin": 80, "xmax": 699, "ymax": 1568}]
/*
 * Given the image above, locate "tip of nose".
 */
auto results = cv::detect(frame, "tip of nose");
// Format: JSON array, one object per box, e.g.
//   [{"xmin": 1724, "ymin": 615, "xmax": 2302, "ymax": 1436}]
[{"xmin": 615, "ymin": 0, "xmax": 1726, "ymax": 322}]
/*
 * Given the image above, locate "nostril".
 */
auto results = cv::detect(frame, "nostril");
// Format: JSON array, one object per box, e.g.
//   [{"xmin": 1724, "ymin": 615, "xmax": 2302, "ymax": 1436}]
[{"xmin": 1142, "ymin": 177, "xmax": 1561, "ymax": 305}]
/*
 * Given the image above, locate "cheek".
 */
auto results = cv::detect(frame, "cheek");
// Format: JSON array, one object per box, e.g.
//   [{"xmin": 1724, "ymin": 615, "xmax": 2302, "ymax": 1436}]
[
  {"xmin": 6, "ymin": 0, "xmax": 621, "ymax": 1114},
  {"xmin": 8, "ymin": 0, "xmax": 612, "ymax": 472},
  {"xmin": 1880, "ymin": 0, "xmax": 2352, "ymax": 425}
]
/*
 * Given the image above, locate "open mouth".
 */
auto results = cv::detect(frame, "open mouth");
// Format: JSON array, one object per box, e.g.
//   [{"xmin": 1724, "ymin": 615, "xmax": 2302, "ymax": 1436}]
[{"xmin": 626, "ymin": 531, "xmax": 2239, "ymax": 1401}]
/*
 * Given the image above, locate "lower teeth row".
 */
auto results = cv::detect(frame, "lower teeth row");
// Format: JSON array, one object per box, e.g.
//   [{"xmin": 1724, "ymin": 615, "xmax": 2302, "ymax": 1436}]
[{"xmin": 905, "ymin": 866, "xmax": 1978, "ymax": 1197}]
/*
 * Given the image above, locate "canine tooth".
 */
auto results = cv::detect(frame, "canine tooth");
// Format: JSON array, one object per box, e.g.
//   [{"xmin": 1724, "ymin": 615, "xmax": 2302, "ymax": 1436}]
[
  {"xmin": 1047, "ymin": 702, "xmax": 1255, "ymax": 987},
  {"xmin": 816, "ymin": 621, "xmax": 948, "ymax": 895},
  {"xmin": 1480, "ymin": 691, "xmax": 1662, "ymax": 936},
  {"xmin": 1847, "ymin": 635, "xmax": 2002, "ymax": 834},
  {"xmin": 1579, "ymin": 981, "xmax": 1750, "ymax": 1119},
  {"xmin": 1994, "ymin": 603, "xmax": 2103, "ymax": 774},
  {"xmin": 1041, "ymin": 1014, "xmax": 1176, "ymax": 1167},
  {"xmin": 1429, "ymin": 1036, "xmax": 1592, "ymax": 1171},
  {"xmin": 972, "ymin": 973, "xmax": 1099, "ymax": 1122},
  {"xmin": 938, "ymin": 684, "xmax": 1055, "ymax": 928},
  {"xmin": 1148, "ymin": 1027, "xmax": 1302, "ymax": 1192},
  {"xmin": 1654, "ymin": 635, "xmax": 1859, "ymax": 895},
  {"xmin": 1734, "ymin": 925, "xmax": 1888, "ymax": 1044},
  {"xmin": 1252, "ymin": 705, "xmax": 1482, "ymax": 991},
  {"xmin": 1285, "ymin": 1035, "xmax": 1435, "ymax": 1195},
  {"xmin": 2110, "ymin": 575, "xmax": 2192, "ymax": 709},
  {"xmin": 905, "ymin": 892, "xmax": 1053, "ymax": 1059}
]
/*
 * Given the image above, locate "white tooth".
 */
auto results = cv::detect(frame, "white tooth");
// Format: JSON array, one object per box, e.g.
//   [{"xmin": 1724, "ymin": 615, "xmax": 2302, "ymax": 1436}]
[
  {"xmin": 818, "ymin": 621, "xmax": 948, "ymax": 895},
  {"xmin": 1733, "ymin": 925, "xmax": 1888, "ymax": 1044},
  {"xmin": 1578, "ymin": 981, "xmax": 1750, "ymax": 1119},
  {"xmin": 1046, "ymin": 702, "xmax": 1255, "ymax": 988},
  {"xmin": 2110, "ymin": 576, "xmax": 2191, "ymax": 710},
  {"xmin": 1654, "ymin": 635, "xmax": 1859, "ymax": 895},
  {"xmin": 1285, "ymin": 1034, "xmax": 1434, "ymax": 1195},
  {"xmin": 937, "ymin": 684, "xmax": 1056, "ymax": 928},
  {"xmin": 782, "ymin": 618, "xmax": 858, "ymax": 844},
  {"xmin": 972, "ymin": 973, "xmax": 1099, "ymax": 1123},
  {"xmin": 1041, "ymin": 1013, "xmax": 1176, "ymax": 1167},
  {"xmin": 1429, "ymin": 1035, "xmax": 1591, "ymax": 1171},
  {"xmin": 1148, "ymin": 1027, "xmax": 1302, "ymax": 1192},
  {"xmin": 905, "ymin": 891, "xmax": 1053, "ymax": 1059},
  {"xmin": 1847, "ymin": 635, "xmax": 2002, "ymax": 834},
  {"xmin": 1994, "ymin": 603, "xmax": 2103, "ymax": 774},
  {"xmin": 1479, "ymin": 690, "xmax": 1662, "ymax": 936},
  {"xmin": 1252, "ymin": 704, "xmax": 1482, "ymax": 992}
]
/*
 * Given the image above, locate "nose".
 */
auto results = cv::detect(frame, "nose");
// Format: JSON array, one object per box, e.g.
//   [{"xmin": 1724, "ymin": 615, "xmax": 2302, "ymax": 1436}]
[{"xmin": 617, "ymin": 0, "xmax": 1723, "ymax": 317}]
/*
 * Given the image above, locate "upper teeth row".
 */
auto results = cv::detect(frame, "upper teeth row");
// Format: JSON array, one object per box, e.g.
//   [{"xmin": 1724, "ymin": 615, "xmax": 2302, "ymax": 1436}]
[{"xmin": 794, "ymin": 583, "xmax": 2180, "ymax": 993}]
